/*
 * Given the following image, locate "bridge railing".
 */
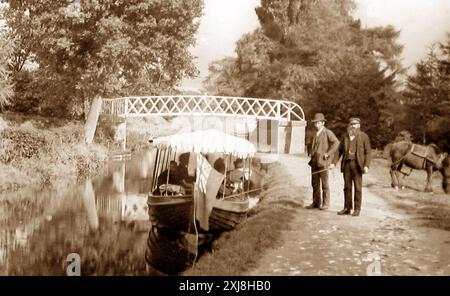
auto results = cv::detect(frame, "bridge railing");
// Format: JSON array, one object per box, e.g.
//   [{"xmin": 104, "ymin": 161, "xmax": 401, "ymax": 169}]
[{"xmin": 100, "ymin": 95, "xmax": 305, "ymax": 122}]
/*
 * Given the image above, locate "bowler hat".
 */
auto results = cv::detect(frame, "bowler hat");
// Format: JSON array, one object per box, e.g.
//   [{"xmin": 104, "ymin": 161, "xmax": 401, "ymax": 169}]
[
  {"xmin": 349, "ymin": 117, "xmax": 361, "ymax": 124},
  {"xmin": 311, "ymin": 113, "xmax": 327, "ymax": 123}
]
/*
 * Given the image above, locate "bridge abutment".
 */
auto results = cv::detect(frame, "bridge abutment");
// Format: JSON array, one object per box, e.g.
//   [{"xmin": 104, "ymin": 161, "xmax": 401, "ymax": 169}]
[{"xmin": 277, "ymin": 120, "xmax": 307, "ymax": 154}]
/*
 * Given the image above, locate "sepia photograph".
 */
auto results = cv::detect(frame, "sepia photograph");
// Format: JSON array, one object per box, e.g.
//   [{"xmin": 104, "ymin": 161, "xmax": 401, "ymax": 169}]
[{"xmin": 0, "ymin": 0, "xmax": 449, "ymax": 278}]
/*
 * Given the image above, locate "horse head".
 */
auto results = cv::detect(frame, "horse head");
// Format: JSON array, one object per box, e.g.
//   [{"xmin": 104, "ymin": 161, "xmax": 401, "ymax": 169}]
[
  {"xmin": 440, "ymin": 152, "xmax": 450, "ymax": 194},
  {"xmin": 428, "ymin": 145, "xmax": 449, "ymax": 194}
]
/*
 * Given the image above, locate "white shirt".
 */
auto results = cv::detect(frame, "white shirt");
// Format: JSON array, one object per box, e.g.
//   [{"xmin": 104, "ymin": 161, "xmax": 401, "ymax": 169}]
[{"xmin": 350, "ymin": 135, "xmax": 355, "ymax": 141}]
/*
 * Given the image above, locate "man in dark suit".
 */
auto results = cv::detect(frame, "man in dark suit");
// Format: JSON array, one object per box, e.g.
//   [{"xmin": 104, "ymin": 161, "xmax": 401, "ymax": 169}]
[
  {"xmin": 306, "ymin": 113, "xmax": 340, "ymax": 210},
  {"xmin": 334, "ymin": 118, "xmax": 372, "ymax": 216}
]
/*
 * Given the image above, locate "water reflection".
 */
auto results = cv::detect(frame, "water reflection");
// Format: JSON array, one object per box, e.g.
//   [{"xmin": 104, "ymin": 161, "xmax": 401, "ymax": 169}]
[
  {"xmin": 83, "ymin": 180, "xmax": 99, "ymax": 230},
  {"xmin": 0, "ymin": 149, "xmax": 156, "ymax": 275}
]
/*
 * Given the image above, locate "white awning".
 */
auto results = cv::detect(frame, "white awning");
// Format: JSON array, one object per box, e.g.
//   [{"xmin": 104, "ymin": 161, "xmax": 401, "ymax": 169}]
[{"xmin": 152, "ymin": 129, "xmax": 256, "ymax": 158}]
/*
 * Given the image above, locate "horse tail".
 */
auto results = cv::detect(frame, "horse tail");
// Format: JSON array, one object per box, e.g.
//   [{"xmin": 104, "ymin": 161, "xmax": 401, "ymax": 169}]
[{"xmin": 387, "ymin": 143, "xmax": 400, "ymax": 168}]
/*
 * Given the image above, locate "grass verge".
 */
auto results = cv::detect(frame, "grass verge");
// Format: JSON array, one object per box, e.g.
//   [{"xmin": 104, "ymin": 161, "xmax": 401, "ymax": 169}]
[
  {"xmin": 184, "ymin": 159, "xmax": 306, "ymax": 275},
  {"xmin": 183, "ymin": 207, "xmax": 296, "ymax": 275}
]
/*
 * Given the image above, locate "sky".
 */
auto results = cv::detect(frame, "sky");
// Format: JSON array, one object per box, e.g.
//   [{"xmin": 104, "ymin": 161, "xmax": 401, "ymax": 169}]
[
  {"xmin": 181, "ymin": 0, "xmax": 260, "ymax": 91},
  {"xmin": 181, "ymin": 0, "xmax": 450, "ymax": 91}
]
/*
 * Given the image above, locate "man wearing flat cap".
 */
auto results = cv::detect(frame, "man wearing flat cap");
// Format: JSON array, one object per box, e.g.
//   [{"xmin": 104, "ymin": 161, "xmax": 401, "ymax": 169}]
[
  {"xmin": 333, "ymin": 117, "xmax": 372, "ymax": 216},
  {"xmin": 306, "ymin": 113, "xmax": 339, "ymax": 210}
]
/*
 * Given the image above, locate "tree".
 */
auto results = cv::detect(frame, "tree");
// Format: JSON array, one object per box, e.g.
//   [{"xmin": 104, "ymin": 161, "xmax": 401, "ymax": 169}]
[
  {"xmin": 403, "ymin": 39, "xmax": 450, "ymax": 149},
  {"xmin": 203, "ymin": 57, "xmax": 246, "ymax": 96},
  {"xmin": 403, "ymin": 45, "xmax": 441, "ymax": 142},
  {"xmin": 0, "ymin": 30, "xmax": 14, "ymax": 110},
  {"xmin": 437, "ymin": 33, "xmax": 450, "ymax": 115},
  {"xmin": 203, "ymin": 0, "xmax": 405, "ymax": 147},
  {"xmin": 1, "ymin": 0, "xmax": 203, "ymax": 117}
]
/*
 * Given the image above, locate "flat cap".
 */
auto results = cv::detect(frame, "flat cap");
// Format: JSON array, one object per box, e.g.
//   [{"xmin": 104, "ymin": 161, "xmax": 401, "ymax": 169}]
[{"xmin": 349, "ymin": 117, "xmax": 361, "ymax": 124}]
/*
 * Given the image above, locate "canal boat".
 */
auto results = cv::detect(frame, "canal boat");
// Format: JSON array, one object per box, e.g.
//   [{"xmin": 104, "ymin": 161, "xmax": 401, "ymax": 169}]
[
  {"xmin": 145, "ymin": 129, "xmax": 257, "ymax": 274},
  {"xmin": 147, "ymin": 129, "xmax": 257, "ymax": 234}
]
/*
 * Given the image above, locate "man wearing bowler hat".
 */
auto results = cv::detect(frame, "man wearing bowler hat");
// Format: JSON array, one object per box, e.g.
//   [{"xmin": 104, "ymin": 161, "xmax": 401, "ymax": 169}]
[
  {"xmin": 333, "ymin": 117, "xmax": 372, "ymax": 216},
  {"xmin": 306, "ymin": 113, "xmax": 339, "ymax": 210}
]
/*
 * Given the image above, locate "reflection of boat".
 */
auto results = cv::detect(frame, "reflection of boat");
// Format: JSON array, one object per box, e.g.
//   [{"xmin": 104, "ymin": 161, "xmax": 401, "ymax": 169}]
[
  {"xmin": 146, "ymin": 129, "xmax": 257, "ymax": 273},
  {"xmin": 145, "ymin": 226, "xmax": 214, "ymax": 275}
]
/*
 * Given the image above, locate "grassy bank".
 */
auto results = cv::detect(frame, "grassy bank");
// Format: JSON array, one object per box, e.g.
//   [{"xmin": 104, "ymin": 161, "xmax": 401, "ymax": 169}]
[
  {"xmin": 0, "ymin": 113, "xmax": 180, "ymax": 194},
  {"xmin": 0, "ymin": 113, "xmax": 108, "ymax": 193}
]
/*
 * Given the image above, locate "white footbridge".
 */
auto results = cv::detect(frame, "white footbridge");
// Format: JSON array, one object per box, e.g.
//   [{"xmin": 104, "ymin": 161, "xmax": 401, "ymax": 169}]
[
  {"xmin": 91, "ymin": 95, "xmax": 306, "ymax": 154},
  {"xmin": 100, "ymin": 95, "xmax": 305, "ymax": 122}
]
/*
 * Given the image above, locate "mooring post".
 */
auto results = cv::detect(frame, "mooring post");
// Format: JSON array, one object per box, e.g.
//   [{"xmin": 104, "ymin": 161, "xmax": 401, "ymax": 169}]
[{"xmin": 84, "ymin": 96, "xmax": 103, "ymax": 145}]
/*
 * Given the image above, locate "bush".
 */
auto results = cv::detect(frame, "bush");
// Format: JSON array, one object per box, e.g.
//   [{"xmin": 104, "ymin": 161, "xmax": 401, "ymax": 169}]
[
  {"xmin": 95, "ymin": 122, "xmax": 116, "ymax": 146},
  {"xmin": 0, "ymin": 124, "xmax": 47, "ymax": 163},
  {"xmin": 9, "ymin": 70, "xmax": 44, "ymax": 113},
  {"xmin": 71, "ymin": 143, "xmax": 108, "ymax": 176},
  {"xmin": 0, "ymin": 118, "xmax": 108, "ymax": 193}
]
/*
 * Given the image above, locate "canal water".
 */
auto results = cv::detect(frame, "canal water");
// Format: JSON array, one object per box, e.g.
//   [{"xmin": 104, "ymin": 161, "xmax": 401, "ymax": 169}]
[{"xmin": 0, "ymin": 149, "xmax": 158, "ymax": 275}]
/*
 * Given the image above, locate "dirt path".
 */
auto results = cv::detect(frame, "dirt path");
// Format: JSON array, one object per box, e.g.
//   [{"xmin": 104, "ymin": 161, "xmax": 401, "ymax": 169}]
[{"xmin": 247, "ymin": 155, "xmax": 450, "ymax": 275}]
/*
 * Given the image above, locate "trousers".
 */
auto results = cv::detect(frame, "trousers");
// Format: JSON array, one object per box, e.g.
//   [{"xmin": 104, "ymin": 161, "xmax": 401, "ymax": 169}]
[
  {"xmin": 343, "ymin": 160, "xmax": 362, "ymax": 211},
  {"xmin": 311, "ymin": 161, "xmax": 330, "ymax": 207}
]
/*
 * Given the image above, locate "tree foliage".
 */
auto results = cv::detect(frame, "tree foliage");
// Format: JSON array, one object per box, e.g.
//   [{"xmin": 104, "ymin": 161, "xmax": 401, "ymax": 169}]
[
  {"xmin": 0, "ymin": 29, "xmax": 14, "ymax": 110},
  {"xmin": 403, "ymin": 38, "xmax": 450, "ymax": 150},
  {"xmin": 1, "ymin": 0, "xmax": 203, "ymax": 117},
  {"xmin": 204, "ymin": 0, "xmax": 405, "ymax": 147}
]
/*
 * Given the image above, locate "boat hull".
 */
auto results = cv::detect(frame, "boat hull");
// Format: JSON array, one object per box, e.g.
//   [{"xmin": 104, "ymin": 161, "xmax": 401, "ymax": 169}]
[
  {"xmin": 146, "ymin": 196, "xmax": 251, "ymax": 274},
  {"xmin": 147, "ymin": 194, "xmax": 251, "ymax": 233},
  {"xmin": 209, "ymin": 198, "xmax": 250, "ymax": 232},
  {"xmin": 147, "ymin": 194, "xmax": 193, "ymax": 234}
]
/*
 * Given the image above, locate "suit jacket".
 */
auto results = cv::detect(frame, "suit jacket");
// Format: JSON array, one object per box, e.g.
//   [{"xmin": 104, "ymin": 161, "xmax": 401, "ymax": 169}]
[
  {"xmin": 334, "ymin": 130, "xmax": 372, "ymax": 173},
  {"xmin": 309, "ymin": 127, "xmax": 340, "ymax": 168}
]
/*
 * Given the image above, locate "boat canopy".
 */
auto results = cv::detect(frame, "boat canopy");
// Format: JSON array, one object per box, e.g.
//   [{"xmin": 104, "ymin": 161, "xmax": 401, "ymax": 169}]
[{"xmin": 152, "ymin": 129, "xmax": 256, "ymax": 158}]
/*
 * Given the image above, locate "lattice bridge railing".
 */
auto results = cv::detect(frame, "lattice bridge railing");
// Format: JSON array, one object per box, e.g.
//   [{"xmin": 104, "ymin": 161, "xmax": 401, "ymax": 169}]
[{"xmin": 100, "ymin": 96, "xmax": 305, "ymax": 121}]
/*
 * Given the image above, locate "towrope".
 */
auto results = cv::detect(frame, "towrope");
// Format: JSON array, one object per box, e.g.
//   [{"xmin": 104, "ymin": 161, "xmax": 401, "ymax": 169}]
[
  {"xmin": 366, "ymin": 252, "xmax": 382, "ymax": 276},
  {"xmin": 66, "ymin": 253, "xmax": 81, "ymax": 276}
]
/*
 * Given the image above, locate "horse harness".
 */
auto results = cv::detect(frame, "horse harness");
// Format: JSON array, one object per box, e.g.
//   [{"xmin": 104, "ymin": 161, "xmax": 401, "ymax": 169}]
[{"xmin": 393, "ymin": 144, "xmax": 430, "ymax": 177}]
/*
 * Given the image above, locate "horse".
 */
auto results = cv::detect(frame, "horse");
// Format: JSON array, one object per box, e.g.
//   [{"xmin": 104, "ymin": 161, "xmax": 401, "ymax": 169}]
[{"xmin": 389, "ymin": 141, "xmax": 450, "ymax": 194}]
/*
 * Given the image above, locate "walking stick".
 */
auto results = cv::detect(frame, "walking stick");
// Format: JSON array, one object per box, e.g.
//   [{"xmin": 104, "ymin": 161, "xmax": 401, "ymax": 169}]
[{"xmin": 311, "ymin": 167, "xmax": 333, "ymax": 175}]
